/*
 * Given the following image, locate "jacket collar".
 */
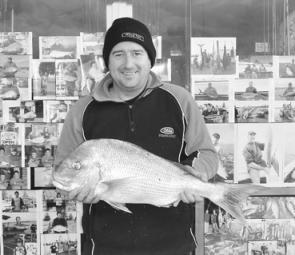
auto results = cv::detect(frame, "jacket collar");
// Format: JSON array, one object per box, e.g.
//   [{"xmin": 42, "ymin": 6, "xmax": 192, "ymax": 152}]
[{"xmin": 91, "ymin": 71, "xmax": 162, "ymax": 102}]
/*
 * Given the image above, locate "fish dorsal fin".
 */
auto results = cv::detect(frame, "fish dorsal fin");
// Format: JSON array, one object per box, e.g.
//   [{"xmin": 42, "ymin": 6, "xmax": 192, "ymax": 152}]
[{"xmin": 105, "ymin": 201, "xmax": 132, "ymax": 214}]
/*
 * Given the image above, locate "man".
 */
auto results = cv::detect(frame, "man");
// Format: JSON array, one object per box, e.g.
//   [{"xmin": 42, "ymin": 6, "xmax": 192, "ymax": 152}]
[
  {"xmin": 55, "ymin": 17, "xmax": 218, "ymax": 255},
  {"xmin": 9, "ymin": 170, "xmax": 24, "ymax": 189},
  {"xmin": 204, "ymin": 82, "xmax": 218, "ymax": 98},
  {"xmin": 8, "ymin": 148, "xmax": 21, "ymax": 167},
  {"xmin": 283, "ymin": 82, "xmax": 294, "ymax": 97},
  {"xmin": 3, "ymin": 57, "xmax": 18, "ymax": 78},
  {"xmin": 211, "ymin": 133, "xmax": 228, "ymax": 180},
  {"xmin": 51, "ymin": 212, "xmax": 68, "ymax": 233},
  {"xmin": 243, "ymin": 131, "xmax": 269, "ymax": 184},
  {"xmin": 11, "ymin": 191, "xmax": 24, "ymax": 212},
  {"xmin": 0, "ymin": 147, "xmax": 9, "ymax": 166},
  {"xmin": 245, "ymin": 81, "xmax": 257, "ymax": 93}
]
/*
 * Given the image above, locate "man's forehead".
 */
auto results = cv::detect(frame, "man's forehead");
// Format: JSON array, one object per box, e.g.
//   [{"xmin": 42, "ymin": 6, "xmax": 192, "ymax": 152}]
[{"xmin": 111, "ymin": 41, "xmax": 146, "ymax": 52}]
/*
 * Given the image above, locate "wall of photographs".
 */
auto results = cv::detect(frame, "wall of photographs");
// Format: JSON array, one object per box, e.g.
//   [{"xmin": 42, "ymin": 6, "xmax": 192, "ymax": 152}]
[
  {"xmin": 0, "ymin": 25, "xmax": 295, "ymax": 255},
  {"xmin": 191, "ymin": 37, "xmax": 295, "ymax": 255},
  {"xmin": 0, "ymin": 31, "xmax": 169, "ymax": 255}
]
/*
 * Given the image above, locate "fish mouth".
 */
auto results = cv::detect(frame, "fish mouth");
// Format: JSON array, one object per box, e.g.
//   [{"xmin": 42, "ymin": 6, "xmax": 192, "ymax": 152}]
[
  {"xmin": 51, "ymin": 175, "xmax": 73, "ymax": 192},
  {"xmin": 52, "ymin": 180, "xmax": 72, "ymax": 192},
  {"xmin": 52, "ymin": 175, "xmax": 82, "ymax": 192}
]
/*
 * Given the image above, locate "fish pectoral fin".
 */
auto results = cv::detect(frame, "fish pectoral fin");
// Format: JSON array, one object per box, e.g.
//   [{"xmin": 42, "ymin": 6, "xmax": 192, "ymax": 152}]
[
  {"xmin": 94, "ymin": 183, "xmax": 109, "ymax": 196},
  {"xmin": 101, "ymin": 177, "xmax": 135, "ymax": 189},
  {"xmin": 106, "ymin": 201, "xmax": 132, "ymax": 214}
]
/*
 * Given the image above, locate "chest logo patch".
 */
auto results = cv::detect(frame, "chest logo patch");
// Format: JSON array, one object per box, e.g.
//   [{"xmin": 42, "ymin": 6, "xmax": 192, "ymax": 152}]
[{"xmin": 159, "ymin": 127, "xmax": 176, "ymax": 138}]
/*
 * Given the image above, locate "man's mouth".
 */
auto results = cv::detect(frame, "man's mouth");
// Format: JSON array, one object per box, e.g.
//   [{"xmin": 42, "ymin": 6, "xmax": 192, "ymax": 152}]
[{"xmin": 122, "ymin": 71, "xmax": 137, "ymax": 77}]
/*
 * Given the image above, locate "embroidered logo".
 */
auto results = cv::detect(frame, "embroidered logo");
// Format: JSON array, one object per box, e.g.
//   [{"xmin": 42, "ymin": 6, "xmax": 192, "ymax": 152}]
[
  {"xmin": 121, "ymin": 32, "xmax": 144, "ymax": 42},
  {"xmin": 159, "ymin": 127, "xmax": 176, "ymax": 138}
]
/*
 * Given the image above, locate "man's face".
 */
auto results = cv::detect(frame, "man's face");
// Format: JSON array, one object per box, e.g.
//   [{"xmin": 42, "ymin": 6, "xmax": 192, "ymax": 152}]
[
  {"xmin": 108, "ymin": 41, "xmax": 151, "ymax": 94},
  {"xmin": 211, "ymin": 135, "xmax": 217, "ymax": 144},
  {"xmin": 249, "ymin": 134, "xmax": 256, "ymax": 142}
]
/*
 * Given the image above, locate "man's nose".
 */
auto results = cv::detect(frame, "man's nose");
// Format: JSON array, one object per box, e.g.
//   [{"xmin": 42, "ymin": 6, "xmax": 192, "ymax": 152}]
[{"xmin": 123, "ymin": 54, "xmax": 134, "ymax": 68}]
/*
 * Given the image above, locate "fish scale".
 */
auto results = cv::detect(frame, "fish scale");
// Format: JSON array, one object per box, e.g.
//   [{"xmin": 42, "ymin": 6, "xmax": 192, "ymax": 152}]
[{"xmin": 53, "ymin": 138, "xmax": 266, "ymax": 222}]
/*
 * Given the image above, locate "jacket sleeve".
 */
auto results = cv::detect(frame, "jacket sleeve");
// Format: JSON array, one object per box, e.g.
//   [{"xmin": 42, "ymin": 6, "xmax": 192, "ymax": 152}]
[
  {"xmin": 242, "ymin": 144, "xmax": 253, "ymax": 164},
  {"xmin": 54, "ymin": 96, "xmax": 93, "ymax": 166},
  {"xmin": 162, "ymin": 84, "xmax": 218, "ymax": 180}
]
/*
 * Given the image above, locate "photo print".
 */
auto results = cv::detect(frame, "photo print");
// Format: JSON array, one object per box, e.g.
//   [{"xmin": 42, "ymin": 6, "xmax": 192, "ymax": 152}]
[
  {"xmin": 42, "ymin": 190, "xmax": 77, "ymax": 234},
  {"xmin": 25, "ymin": 145, "xmax": 56, "ymax": 168},
  {"xmin": 24, "ymin": 123, "xmax": 62, "ymax": 147},
  {"xmin": 282, "ymin": 124, "xmax": 295, "ymax": 183},
  {"xmin": 39, "ymin": 36, "xmax": 79, "ymax": 59},
  {"xmin": 0, "ymin": 167, "xmax": 28, "ymax": 190},
  {"xmin": 0, "ymin": 77, "xmax": 31, "ymax": 101},
  {"xmin": 235, "ymin": 101, "xmax": 269, "ymax": 123},
  {"xmin": 2, "ymin": 212, "xmax": 38, "ymax": 255},
  {"xmin": 0, "ymin": 55, "xmax": 31, "ymax": 79},
  {"xmin": 0, "ymin": 32, "xmax": 32, "ymax": 55},
  {"xmin": 32, "ymin": 59, "xmax": 56, "ymax": 100},
  {"xmin": 40, "ymin": 233, "xmax": 79, "ymax": 255},
  {"xmin": 2, "ymin": 190, "xmax": 37, "ymax": 213},
  {"xmin": 0, "ymin": 145, "xmax": 22, "ymax": 168},
  {"xmin": 191, "ymin": 37, "xmax": 236, "ymax": 77},
  {"xmin": 274, "ymin": 78, "xmax": 295, "ymax": 101},
  {"xmin": 31, "ymin": 167, "xmax": 54, "ymax": 189},
  {"xmin": 80, "ymin": 32, "xmax": 105, "ymax": 55},
  {"xmin": 55, "ymin": 60, "xmax": 80, "ymax": 99},
  {"xmin": 277, "ymin": 56, "xmax": 295, "ymax": 78},
  {"xmin": 247, "ymin": 240, "xmax": 279, "ymax": 255},
  {"xmin": 44, "ymin": 100, "xmax": 74, "ymax": 123},
  {"xmin": 191, "ymin": 79, "xmax": 229, "ymax": 101},
  {"xmin": 273, "ymin": 101, "xmax": 295, "ymax": 123},
  {"xmin": 206, "ymin": 124, "xmax": 234, "ymax": 182},
  {"xmin": 238, "ymin": 55, "xmax": 273, "ymax": 79},
  {"xmin": 0, "ymin": 122, "xmax": 24, "ymax": 145},
  {"xmin": 235, "ymin": 123, "xmax": 282, "ymax": 184},
  {"xmin": 198, "ymin": 101, "xmax": 230, "ymax": 123},
  {"xmin": 233, "ymin": 79, "xmax": 270, "ymax": 101},
  {"xmin": 2, "ymin": 100, "xmax": 44, "ymax": 123},
  {"xmin": 241, "ymin": 196, "xmax": 295, "ymax": 219},
  {"xmin": 204, "ymin": 199, "xmax": 247, "ymax": 255},
  {"xmin": 79, "ymin": 54, "xmax": 106, "ymax": 96}
]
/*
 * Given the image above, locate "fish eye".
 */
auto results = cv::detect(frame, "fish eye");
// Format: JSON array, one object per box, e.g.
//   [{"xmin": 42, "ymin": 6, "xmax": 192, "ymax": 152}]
[{"xmin": 72, "ymin": 161, "xmax": 81, "ymax": 170}]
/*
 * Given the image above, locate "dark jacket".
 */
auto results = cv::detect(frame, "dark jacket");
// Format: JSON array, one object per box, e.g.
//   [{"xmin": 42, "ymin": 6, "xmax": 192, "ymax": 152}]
[{"xmin": 55, "ymin": 72, "xmax": 218, "ymax": 255}]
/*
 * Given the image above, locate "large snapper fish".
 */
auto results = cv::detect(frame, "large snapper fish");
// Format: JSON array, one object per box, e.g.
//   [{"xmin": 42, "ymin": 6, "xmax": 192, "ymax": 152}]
[{"xmin": 53, "ymin": 139, "xmax": 263, "ymax": 222}]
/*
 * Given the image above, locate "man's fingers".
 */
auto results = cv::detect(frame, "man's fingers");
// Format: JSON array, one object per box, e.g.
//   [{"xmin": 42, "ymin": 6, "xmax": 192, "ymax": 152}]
[
  {"xmin": 68, "ymin": 188, "xmax": 82, "ymax": 200},
  {"xmin": 180, "ymin": 190, "xmax": 203, "ymax": 204},
  {"xmin": 83, "ymin": 188, "xmax": 100, "ymax": 204}
]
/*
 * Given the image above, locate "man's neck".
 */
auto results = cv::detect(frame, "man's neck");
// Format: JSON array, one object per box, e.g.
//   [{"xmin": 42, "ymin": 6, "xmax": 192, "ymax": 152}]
[{"xmin": 112, "ymin": 80, "xmax": 149, "ymax": 102}]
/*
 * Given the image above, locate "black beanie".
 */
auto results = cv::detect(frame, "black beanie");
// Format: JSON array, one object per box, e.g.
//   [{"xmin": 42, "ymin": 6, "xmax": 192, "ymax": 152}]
[{"xmin": 103, "ymin": 17, "xmax": 156, "ymax": 68}]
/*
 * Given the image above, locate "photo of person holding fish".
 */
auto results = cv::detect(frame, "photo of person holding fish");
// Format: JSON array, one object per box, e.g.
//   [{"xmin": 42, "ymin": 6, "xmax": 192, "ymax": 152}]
[{"xmin": 53, "ymin": 17, "xmax": 260, "ymax": 255}]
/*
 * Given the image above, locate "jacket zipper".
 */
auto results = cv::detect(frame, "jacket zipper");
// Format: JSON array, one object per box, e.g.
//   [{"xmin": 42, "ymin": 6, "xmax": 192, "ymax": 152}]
[{"xmin": 128, "ymin": 104, "xmax": 136, "ymax": 132}]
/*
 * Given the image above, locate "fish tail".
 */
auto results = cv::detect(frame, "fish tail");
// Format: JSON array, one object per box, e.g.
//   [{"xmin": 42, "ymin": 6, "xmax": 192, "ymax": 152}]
[{"xmin": 209, "ymin": 184, "xmax": 265, "ymax": 224}]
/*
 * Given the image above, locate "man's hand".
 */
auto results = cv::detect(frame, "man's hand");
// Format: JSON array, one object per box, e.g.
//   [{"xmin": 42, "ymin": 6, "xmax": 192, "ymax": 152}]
[
  {"xmin": 182, "ymin": 164, "xmax": 208, "ymax": 182},
  {"xmin": 179, "ymin": 189, "xmax": 203, "ymax": 204},
  {"xmin": 178, "ymin": 164, "xmax": 207, "ymax": 204}
]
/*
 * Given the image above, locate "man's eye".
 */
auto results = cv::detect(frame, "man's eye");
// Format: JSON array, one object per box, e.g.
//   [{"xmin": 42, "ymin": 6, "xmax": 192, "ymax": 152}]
[{"xmin": 114, "ymin": 53, "xmax": 123, "ymax": 57}]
